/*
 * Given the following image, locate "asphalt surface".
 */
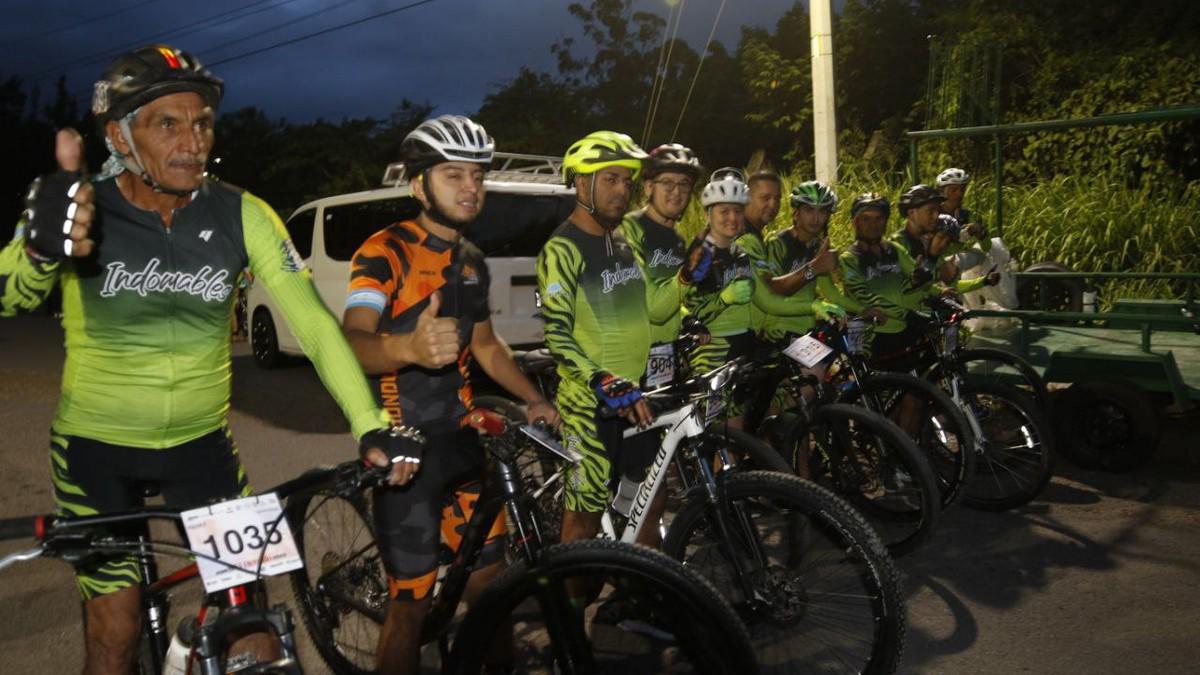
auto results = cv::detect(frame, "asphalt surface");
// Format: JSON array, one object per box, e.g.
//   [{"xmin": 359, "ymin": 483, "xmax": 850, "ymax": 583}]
[{"xmin": 2, "ymin": 315, "xmax": 1199, "ymax": 674}]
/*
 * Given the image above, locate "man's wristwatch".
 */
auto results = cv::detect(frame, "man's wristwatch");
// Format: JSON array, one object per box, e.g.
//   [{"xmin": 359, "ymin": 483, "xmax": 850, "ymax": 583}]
[{"xmin": 803, "ymin": 265, "xmax": 816, "ymax": 282}]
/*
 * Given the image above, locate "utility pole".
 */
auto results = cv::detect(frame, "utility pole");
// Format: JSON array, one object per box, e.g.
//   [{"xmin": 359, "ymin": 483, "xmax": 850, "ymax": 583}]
[{"xmin": 810, "ymin": 0, "xmax": 837, "ymax": 183}]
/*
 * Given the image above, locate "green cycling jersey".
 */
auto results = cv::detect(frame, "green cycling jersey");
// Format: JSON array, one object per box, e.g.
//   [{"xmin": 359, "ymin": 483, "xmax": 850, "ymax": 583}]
[
  {"xmin": 7, "ymin": 178, "xmax": 388, "ymax": 448},
  {"xmin": 619, "ymin": 210, "xmax": 689, "ymax": 344},
  {"xmin": 537, "ymin": 220, "xmax": 652, "ymax": 387}
]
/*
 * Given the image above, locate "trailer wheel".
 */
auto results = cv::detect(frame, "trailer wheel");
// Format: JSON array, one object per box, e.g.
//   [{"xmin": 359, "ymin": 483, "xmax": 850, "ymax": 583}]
[
  {"xmin": 1055, "ymin": 381, "xmax": 1161, "ymax": 472},
  {"xmin": 1017, "ymin": 261, "xmax": 1084, "ymax": 312}
]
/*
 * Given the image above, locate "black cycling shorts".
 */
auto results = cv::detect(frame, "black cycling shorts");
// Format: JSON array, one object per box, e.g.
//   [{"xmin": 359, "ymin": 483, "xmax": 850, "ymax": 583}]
[
  {"xmin": 48, "ymin": 426, "xmax": 250, "ymax": 600},
  {"xmin": 372, "ymin": 428, "xmax": 506, "ymax": 601}
]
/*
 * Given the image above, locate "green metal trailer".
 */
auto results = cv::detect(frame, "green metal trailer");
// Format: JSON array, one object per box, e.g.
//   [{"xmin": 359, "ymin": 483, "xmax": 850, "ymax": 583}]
[{"xmin": 961, "ymin": 271, "xmax": 1200, "ymax": 471}]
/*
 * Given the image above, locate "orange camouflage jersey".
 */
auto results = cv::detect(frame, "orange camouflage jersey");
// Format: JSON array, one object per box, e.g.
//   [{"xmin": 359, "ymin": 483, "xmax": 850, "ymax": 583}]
[{"xmin": 347, "ymin": 219, "xmax": 491, "ymax": 432}]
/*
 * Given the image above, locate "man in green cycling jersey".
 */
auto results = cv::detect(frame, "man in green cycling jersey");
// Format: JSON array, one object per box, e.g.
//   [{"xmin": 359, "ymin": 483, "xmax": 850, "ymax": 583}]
[
  {"xmin": 893, "ymin": 184, "xmax": 997, "ymax": 293},
  {"xmin": 10, "ymin": 44, "xmax": 412, "ymax": 675},
  {"xmin": 539, "ymin": 131, "xmax": 686, "ymax": 547},
  {"xmin": 757, "ymin": 180, "xmax": 849, "ymax": 343},
  {"xmin": 619, "ymin": 143, "xmax": 703, "ymax": 352}
]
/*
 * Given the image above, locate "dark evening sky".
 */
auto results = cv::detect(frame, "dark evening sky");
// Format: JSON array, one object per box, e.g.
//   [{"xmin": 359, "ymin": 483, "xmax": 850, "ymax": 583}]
[{"xmin": 0, "ymin": 0, "xmax": 802, "ymax": 121}]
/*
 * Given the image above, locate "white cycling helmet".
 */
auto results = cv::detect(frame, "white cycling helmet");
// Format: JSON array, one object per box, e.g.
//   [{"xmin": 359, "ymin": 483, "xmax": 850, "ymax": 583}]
[
  {"xmin": 401, "ymin": 115, "xmax": 494, "ymax": 175},
  {"xmin": 701, "ymin": 173, "xmax": 750, "ymax": 207},
  {"xmin": 936, "ymin": 167, "xmax": 970, "ymax": 187}
]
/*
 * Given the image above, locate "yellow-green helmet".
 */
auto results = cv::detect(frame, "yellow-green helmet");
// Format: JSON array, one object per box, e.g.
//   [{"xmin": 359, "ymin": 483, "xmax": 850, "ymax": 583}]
[{"xmin": 562, "ymin": 131, "xmax": 648, "ymax": 186}]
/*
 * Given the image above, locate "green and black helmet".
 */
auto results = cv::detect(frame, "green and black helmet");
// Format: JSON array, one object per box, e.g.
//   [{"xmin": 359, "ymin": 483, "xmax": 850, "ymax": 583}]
[{"xmin": 790, "ymin": 180, "xmax": 838, "ymax": 211}]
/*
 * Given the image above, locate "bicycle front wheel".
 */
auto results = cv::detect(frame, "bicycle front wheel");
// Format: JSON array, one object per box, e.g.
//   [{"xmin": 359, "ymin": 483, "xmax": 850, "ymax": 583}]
[
  {"xmin": 447, "ymin": 539, "xmax": 758, "ymax": 675},
  {"xmin": 786, "ymin": 403, "xmax": 940, "ymax": 556},
  {"xmin": 662, "ymin": 470, "xmax": 905, "ymax": 675},
  {"xmin": 287, "ymin": 488, "xmax": 387, "ymax": 675},
  {"xmin": 960, "ymin": 383, "xmax": 1054, "ymax": 511}
]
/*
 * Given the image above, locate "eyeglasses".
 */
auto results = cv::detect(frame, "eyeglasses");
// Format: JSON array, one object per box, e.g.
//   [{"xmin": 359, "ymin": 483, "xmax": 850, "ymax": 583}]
[{"xmin": 654, "ymin": 179, "xmax": 694, "ymax": 193}]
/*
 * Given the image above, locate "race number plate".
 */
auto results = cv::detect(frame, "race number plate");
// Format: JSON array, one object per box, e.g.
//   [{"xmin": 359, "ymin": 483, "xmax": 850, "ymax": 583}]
[
  {"xmin": 945, "ymin": 324, "xmax": 960, "ymax": 352},
  {"xmin": 783, "ymin": 334, "xmax": 834, "ymax": 367},
  {"xmin": 844, "ymin": 319, "xmax": 868, "ymax": 355},
  {"xmin": 181, "ymin": 493, "xmax": 303, "ymax": 593},
  {"xmin": 644, "ymin": 343, "xmax": 675, "ymax": 389}
]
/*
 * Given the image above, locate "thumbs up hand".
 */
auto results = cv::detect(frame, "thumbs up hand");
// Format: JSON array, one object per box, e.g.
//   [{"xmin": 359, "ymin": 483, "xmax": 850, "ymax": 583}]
[
  {"xmin": 810, "ymin": 237, "xmax": 837, "ymax": 275},
  {"xmin": 408, "ymin": 292, "xmax": 461, "ymax": 368}
]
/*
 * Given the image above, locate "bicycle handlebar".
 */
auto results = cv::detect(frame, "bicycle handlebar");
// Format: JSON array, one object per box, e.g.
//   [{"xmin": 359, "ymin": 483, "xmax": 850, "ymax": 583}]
[{"xmin": 0, "ymin": 515, "xmax": 46, "ymax": 542}]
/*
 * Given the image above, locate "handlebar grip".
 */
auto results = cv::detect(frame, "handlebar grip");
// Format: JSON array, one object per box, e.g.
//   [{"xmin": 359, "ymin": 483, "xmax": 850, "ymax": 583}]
[{"xmin": 0, "ymin": 515, "xmax": 47, "ymax": 541}]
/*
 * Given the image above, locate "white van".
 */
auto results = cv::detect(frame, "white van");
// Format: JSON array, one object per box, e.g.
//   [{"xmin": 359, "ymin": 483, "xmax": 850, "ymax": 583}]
[{"xmin": 247, "ymin": 153, "xmax": 574, "ymax": 367}]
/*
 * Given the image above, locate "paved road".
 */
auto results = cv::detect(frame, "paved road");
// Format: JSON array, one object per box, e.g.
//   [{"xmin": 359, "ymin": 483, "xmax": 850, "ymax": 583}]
[{"xmin": 2, "ymin": 315, "xmax": 1199, "ymax": 674}]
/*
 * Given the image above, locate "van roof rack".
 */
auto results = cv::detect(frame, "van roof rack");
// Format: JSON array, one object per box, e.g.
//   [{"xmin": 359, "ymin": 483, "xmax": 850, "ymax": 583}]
[{"xmin": 381, "ymin": 152, "xmax": 564, "ymax": 187}]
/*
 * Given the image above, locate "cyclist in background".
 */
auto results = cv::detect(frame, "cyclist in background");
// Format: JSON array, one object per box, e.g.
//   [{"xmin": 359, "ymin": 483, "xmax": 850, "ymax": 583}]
[
  {"xmin": 893, "ymin": 184, "xmax": 998, "ymax": 295},
  {"xmin": 936, "ymin": 166, "xmax": 993, "ymax": 277},
  {"xmin": 619, "ymin": 143, "xmax": 704, "ymax": 348},
  {"xmin": 6, "ymin": 44, "xmax": 411, "ymax": 675}
]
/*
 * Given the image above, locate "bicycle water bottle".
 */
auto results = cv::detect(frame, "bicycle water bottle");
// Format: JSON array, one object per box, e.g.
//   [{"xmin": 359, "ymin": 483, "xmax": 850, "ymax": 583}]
[
  {"xmin": 162, "ymin": 616, "xmax": 199, "ymax": 675},
  {"xmin": 610, "ymin": 476, "xmax": 640, "ymax": 517}
]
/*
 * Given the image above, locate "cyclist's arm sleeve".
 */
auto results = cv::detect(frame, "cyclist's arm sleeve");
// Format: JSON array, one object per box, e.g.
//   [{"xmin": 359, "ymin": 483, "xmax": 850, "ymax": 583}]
[
  {"xmin": 621, "ymin": 219, "xmax": 684, "ymax": 324},
  {"xmin": 686, "ymin": 285, "xmax": 729, "ymax": 325},
  {"xmin": 955, "ymin": 275, "xmax": 988, "ymax": 294},
  {"xmin": 537, "ymin": 237, "xmax": 602, "ymax": 382},
  {"xmin": 815, "ymin": 273, "xmax": 859, "ymax": 313},
  {"xmin": 839, "ymin": 251, "xmax": 907, "ymax": 318},
  {"xmin": 0, "ymin": 222, "xmax": 59, "ymax": 317},
  {"xmin": 751, "ymin": 273, "xmax": 815, "ymax": 316},
  {"xmin": 750, "ymin": 235, "xmax": 811, "ymax": 316},
  {"xmin": 242, "ymin": 194, "xmax": 389, "ymax": 439}
]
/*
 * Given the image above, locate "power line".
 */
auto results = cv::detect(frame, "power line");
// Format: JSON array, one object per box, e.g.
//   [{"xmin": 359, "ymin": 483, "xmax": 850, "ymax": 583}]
[
  {"xmin": 28, "ymin": 0, "xmax": 300, "ymax": 81},
  {"xmin": 208, "ymin": 0, "xmax": 437, "ymax": 68},
  {"xmin": 644, "ymin": 0, "xmax": 687, "ymax": 145},
  {"xmin": 198, "ymin": 0, "xmax": 365, "ymax": 60},
  {"xmin": 1, "ymin": 0, "xmax": 165, "ymax": 48},
  {"xmin": 672, "ymin": 0, "xmax": 725, "ymax": 141},
  {"xmin": 641, "ymin": 0, "xmax": 680, "ymax": 147}
]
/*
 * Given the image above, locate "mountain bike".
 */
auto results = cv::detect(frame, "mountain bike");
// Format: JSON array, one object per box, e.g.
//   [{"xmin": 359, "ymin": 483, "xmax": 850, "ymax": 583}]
[
  {"xmin": 285, "ymin": 412, "xmax": 758, "ymax": 675},
  {"xmin": 0, "ymin": 470, "xmax": 338, "ymax": 674}
]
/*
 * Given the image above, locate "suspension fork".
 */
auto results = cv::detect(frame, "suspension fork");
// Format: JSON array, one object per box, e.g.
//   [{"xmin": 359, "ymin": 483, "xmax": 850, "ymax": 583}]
[
  {"xmin": 691, "ymin": 441, "xmax": 769, "ymax": 604},
  {"xmin": 137, "ymin": 530, "xmax": 171, "ymax": 672}
]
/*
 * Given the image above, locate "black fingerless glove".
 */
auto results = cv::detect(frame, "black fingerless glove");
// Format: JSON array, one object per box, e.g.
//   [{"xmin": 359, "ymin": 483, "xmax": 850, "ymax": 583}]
[
  {"xmin": 25, "ymin": 172, "xmax": 85, "ymax": 262},
  {"xmin": 359, "ymin": 425, "xmax": 426, "ymax": 465}
]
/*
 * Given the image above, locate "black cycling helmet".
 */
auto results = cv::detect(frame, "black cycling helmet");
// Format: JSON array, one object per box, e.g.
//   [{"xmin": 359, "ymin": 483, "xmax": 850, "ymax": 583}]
[
  {"xmin": 851, "ymin": 192, "xmax": 891, "ymax": 219},
  {"xmin": 898, "ymin": 184, "xmax": 944, "ymax": 217},
  {"xmin": 643, "ymin": 143, "xmax": 703, "ymax": 181},
  {"xmin": 92, "ymin": 45, "xmax": 223, "ymax": 125}
]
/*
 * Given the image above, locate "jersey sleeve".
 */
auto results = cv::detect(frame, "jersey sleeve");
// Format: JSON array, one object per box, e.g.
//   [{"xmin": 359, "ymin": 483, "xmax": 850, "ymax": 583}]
[
  {"xmin": 537, "ymin": 236, "xmax": 602, "ymax": 383},
  {"xmin": 0, "ymin": 221, "xmax": 59, "ymax": 317},
  {"xmin": 621, "ymin": 216, "xmax": 684, "ymax": 324},
  {"xmin": 241, "ymin": 193, "xmax": 389, "ymax": 439},
  {"xmin": 750, "ymin": 235, "xmax": 814, "ymax": 316},
  {"xmin": 346, "ymin": 234, "xmax": 396, "ymax": 314}
]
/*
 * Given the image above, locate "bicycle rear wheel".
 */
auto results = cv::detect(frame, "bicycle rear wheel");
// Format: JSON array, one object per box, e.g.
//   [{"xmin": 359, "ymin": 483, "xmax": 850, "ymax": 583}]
[
  {"xmin": 960, "ymin": 383, "xmax": 1054, "ymax": 511},
  {"xmin": 448, "ymin": 539, "xmax": 757, "ymax": 675},
  {"xmin": 662, "ymin": 470, "xmax": 905, "ymax": 675},
  {"xmin": 287, "ymin": 488, "xmax": 386, "ymax": 675},
  {"xmin": 785, "ymin": 403, "xmax": 939, "ymax": 556}
]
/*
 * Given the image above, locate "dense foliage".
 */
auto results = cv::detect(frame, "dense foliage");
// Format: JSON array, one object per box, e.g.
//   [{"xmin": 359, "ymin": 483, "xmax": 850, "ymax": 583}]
[{"xmin": 2, "ymin": 0, "xmax": 1197, "ymax": 285}]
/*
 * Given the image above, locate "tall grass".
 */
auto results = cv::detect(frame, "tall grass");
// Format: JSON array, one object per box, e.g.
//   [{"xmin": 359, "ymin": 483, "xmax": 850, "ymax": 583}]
[{"xmin": 673, "ymin": 164, "xmax": 1200, "ymax": 304}]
